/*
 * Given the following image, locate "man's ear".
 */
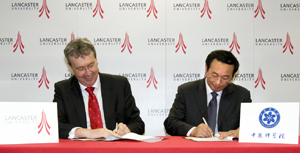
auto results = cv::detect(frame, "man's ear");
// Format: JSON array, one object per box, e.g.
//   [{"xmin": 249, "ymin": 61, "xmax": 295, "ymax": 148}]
[{"xmin": 69, "ymin": 64, "xmax": 74, "ymax": 74}]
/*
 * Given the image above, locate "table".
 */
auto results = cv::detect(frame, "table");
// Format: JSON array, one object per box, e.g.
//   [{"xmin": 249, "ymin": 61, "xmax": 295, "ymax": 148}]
[{"xmin": 1, "ymin": 136, "xmax": 300, "ymax": 153}]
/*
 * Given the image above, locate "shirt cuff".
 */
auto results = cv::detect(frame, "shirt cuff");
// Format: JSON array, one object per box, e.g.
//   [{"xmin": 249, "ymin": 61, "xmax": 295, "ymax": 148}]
[
  {"xmin": 186, "ymin": 127, "xmax": 196, "ymax": 136},
  {"xmin": 68, "ymin": 127, "xmax": 81, "ymax": 139}
]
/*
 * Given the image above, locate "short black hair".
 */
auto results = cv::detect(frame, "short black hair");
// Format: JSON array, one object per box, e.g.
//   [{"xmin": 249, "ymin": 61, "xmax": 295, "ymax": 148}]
[{"xmin": 205, "ymin": 50, "xmax": 239, "ymax": 77}]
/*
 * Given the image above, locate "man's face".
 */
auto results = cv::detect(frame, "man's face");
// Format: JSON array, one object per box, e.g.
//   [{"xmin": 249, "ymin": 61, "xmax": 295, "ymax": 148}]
[
  {"xmin": 69, "ymin": 52, "xmax": 99, "ymax": 87},
  {"xmin": 206, "ymin": 59, "xmax": 234, "ymax": 92}
]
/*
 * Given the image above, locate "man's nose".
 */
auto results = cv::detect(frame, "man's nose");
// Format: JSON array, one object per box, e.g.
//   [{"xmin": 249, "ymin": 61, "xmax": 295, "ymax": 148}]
[
  {"xmin": 85, "ymin": 67, "xmax": 92, "ymax": 75},
  {"xmin": 215, "ymin": 77, "xmax": 221, "ymax": 84}
]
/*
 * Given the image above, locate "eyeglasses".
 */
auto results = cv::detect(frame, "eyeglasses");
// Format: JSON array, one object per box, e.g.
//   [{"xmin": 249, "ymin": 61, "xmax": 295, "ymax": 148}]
[
  {"xmin": 207, "ymin": 74, "xmax": 231, "ymax": 83},
  {"xmin": 73, "ymin": 62, "xmax": 96, "ymax": 74}
]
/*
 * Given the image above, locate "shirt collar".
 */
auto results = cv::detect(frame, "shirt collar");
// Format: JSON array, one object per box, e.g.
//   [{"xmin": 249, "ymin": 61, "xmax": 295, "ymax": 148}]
[
  {"xmin": 79, "ymin": 74, "xmax": 100, "ymax": 91},
  {"xmin": 205, "ymin": 77, "xmax": 223, "ymax": 96}
]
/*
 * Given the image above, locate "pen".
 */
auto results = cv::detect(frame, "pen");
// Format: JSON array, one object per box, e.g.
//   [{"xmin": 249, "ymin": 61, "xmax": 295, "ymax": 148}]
[
  {"xmin": 202, "ymin": 117, "xmax": 208, "ymax": 125},
  {"xmin": 202, "ymin": 117, "xmax": 213, "ymax": 137}
]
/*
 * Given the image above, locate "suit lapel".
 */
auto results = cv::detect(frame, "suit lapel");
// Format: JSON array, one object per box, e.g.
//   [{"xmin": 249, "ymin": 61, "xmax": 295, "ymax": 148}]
[
  {"xmin": 70, "ymin": 76, "xmax": 87, "ymax": 128},
  {"xmin": 99, "ymin": 73, "xmax": 116, "ymax": 130},
  {"xmin": 195, "ymin": 79, "xmax": 208, "ymax": 120},
  {"xmin": 217, "ymin": 84, "xmax": 233, "ymax": 129}
]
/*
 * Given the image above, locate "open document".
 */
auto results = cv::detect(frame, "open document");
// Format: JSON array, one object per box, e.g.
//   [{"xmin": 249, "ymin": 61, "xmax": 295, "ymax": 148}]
[
  {"xmin": 72, "ymin": 132, "xmax": 164, "ymax": 143},
  {"xmin": 185, "ymin": 134, "xmax": 235, "ymax": 142}
]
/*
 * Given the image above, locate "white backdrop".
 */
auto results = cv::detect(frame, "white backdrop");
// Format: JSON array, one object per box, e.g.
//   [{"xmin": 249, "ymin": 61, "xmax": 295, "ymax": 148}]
[{"xmin": 1, "ymin": 0, "xmax": 300, "ymax": 136}]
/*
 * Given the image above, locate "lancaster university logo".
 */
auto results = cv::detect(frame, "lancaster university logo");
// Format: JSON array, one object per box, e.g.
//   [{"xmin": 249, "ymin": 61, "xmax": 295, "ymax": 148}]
[
  {"xmin": 283, "ymin": 33, "xmax": 294, "ymax": 54},
  {"xmin": 255, "ymin": 67, "xmax": 266, "ymax": 89},
  {"xmin": 11, "ymin": 2, "xmax": 39, "ymax": 11},
  {"xmin": 38, "ymin": 67, "xmax": 50, "ymax": 89},
  {"xmin": 71, "ymin": 32, "xmax": 75, "ymax": 41},
  {"xmin": 39, "ymin": 0, "xmax": 50, "ymax": 19},
  {"xmin": 65, "ymin": 2, "xmax": 92, "ymax": 10},
  {"xmin": 119, "ymin": 73, "xmax": 147, "ymax": 81},
  {"xmin": 13, "ymin": 31, "xmax": 24, "ymax": 54},
  {"xmin": 201, "ymin": 0, "xmax": 212, "ymax": 19},
  {"xmin": 93, "ymin": 0, "xmax": 104, "ymax": 18},
  {"xmin": 227, "ymin": 3, "xmax": 254, "ymax": 11},
  {"xmin": 172, "ymin": 3, "xmax": 201, "ymax": 11},
  {"xmin": 38, "ymin": 110, "xmax": 51, "ymax": 135},
  {"xmin": 229, "ymin": 32, "xmax": 240, "ymax": 54},
  {"xmin": 280, "ymin": 3, "xmax": 300, "ymax": 11},
  {"xmin": 119, "ymin": 2, "xmax": 146, "ymax": 11},
  {"xmin": 147, "ymin": 0, "xmax": 158, "ymax": 19},
  {"xmin": 175, "ymin": 32, "xmax": 187, "ymax": 54},
  {"xmin": 173, "ymin": 73, "xmax": 201, "ymax": 82},
  {"xmin": 121, "ymin": 32, "xmax": 132, "ymax": 54},
  {"xmin": 147, "ymin": 67, "xmax": 158, "ymax": 89},
  {"xmin": 254, "ymin": 0, "xmax": 265, "ymax": 19}
]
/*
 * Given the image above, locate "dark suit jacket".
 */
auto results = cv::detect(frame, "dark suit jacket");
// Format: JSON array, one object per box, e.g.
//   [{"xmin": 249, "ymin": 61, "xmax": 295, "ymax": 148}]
[
  {"xmin": 53, "ymin": 73, "xmax": 144, "ymax": 139},
  {"xmin": 164, "ymin": 78, "xmax": 252, "ymax": 136}
]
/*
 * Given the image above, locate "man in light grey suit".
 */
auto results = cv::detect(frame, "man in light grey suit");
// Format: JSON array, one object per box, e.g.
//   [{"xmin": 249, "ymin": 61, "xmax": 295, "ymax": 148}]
[
  {"xmin": 53, "ymin": 38, "xmax": 144, "ymax": 139},
  {"xmin": 164, "ymin": 50, "xmax": 251, "ymax": 139}
]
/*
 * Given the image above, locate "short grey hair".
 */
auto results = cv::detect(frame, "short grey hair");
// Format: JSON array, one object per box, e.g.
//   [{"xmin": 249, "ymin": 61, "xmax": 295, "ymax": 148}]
[{"xmin": 64, "ymin": 38, "xmax": 96, "ymax": 66}]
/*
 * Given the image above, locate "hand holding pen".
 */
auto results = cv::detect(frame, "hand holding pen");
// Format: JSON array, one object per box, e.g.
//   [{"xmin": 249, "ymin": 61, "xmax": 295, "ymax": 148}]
[
  {"xmin": 114, "ymin": 122, "xmax": 131, "ymax": 136},
  {"xmin": 190, "ymin": 117, "xmax": 214, "ymax": 137},
  {"xmin": 202, "ymin": 117, "xmax": 214, "ymax": 137}
]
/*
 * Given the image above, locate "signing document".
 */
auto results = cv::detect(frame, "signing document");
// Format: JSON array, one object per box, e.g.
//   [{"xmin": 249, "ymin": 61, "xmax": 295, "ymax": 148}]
[
  {"xmin": 72, "ymin": 132, "xmax": 163, "ymax": 143},
  {"xmin": 185, "ymin": 133, "xmax": 234, "ymax": 142}
]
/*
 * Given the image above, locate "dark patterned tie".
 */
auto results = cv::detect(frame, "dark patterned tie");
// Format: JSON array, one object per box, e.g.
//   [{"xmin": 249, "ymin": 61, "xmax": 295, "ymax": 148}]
[
  {"xmin": 86, "ymin": 87, "xmax": 103, "ymax": 129},
  {"xmin": 207, "ymin": 92, "xmax": 218, "ymax": 135}
]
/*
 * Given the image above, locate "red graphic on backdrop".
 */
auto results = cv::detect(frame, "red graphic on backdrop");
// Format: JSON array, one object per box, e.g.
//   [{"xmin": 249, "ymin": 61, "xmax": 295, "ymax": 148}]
[
  {"xmin": 254, "ymin": 0, "xmax": 265, "ymax": 19},
  {"xmin": 38, "ymin": 110, "xmax": 51, "ymax": 135},
  {"xmin": 13, "ymin": 31, "xmax": 24, "ymax": 54},
  {"xmin": 175, "ymin": 33, "xmax": 187, "ymax": 54},
  {"xmin": 39, "ymin": 0, "xmax": 50, "ymax": 19},
  {"xmin": 229, "ymin": 32, "xmax": 240, "ymax": 54},
  {"xmin": 147, "ymin": 67, "xmax": 158, "ymax": 89},
  {"xmin": 121, "ymin": 32, "xmax": 132, "ymax": 54},
  {"xmin": 93, "ymin": 0, "xmax": 104, "ymax": 18},
  {"xmin": 147, "ymin": 0, "xmax": 158, "ymax": 19},
  {"xmin": 255, "ymin": 67, "xmax": 266, "ymax": 90},
  {"xmin": 71, "ymin": 32, "xmax": 75, "ymax": 41},
  {"xmin": 283, "ymin": 32, "xmax": 294, "ymax": 55},
  {"xmin": 38, "ymin": 67, "xmax": 50, "ymax": 89},
  {"xmin": 201, "ymin": 0, "xmax": 212, "ymax": 19}
]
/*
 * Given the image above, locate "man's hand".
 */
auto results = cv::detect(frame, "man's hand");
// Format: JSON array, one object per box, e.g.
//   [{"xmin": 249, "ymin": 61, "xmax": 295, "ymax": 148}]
[
  {"xmin": 75, "ymin": 128, "xmax": 120, "ymax": 139},
  {"xmin": 114, "ymin": 123, "xmax": 131, "ymax": 136},
  {"xmin": 190, "ymin": 123, "xmax": 213, "ymax": 137},
  {"xmin": 218, "ymin": 128, "xmax": 239, "ymax": 139}
]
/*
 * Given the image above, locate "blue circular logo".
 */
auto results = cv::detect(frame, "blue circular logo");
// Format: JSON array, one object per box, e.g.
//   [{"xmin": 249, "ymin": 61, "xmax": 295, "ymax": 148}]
[{"xmin": 259, "ymin": 107, "xmax": 280, "ymax": 128}]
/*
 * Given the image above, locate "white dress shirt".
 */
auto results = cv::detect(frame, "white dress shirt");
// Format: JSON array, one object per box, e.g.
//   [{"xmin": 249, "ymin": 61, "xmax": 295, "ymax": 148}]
[
  {"xmin": 68, "ymin": 75, "xmax": 106, "ymax": 139},
  {"xmin": 186, "ymin": 78, "xmax": 223, "ymax": 136}
]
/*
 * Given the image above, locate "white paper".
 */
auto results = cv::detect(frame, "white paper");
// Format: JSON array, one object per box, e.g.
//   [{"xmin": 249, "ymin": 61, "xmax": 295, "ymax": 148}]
[
  {"xmin": 72, "ymin": 132, "xmax": 164, "ymax": 143},
  {"xmin": 185, "ymin": 134, "xmax": 234, "ymax": 142}
]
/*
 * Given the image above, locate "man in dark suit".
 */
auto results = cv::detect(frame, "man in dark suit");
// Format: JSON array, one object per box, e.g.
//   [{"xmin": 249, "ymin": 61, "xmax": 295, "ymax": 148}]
[
  {"xmin": 53, "ymin": 38, "xmax": 144, "ymax": 139},
  {"xmin": 164, "ymin": 50, "xmax": 251, "ymax": 139}
]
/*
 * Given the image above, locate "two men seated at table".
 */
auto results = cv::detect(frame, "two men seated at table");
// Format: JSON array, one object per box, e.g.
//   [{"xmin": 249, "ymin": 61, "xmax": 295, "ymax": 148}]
[
  {"xmin": 53, "ymin": 37, "xmax": 250, "ymax": 139},
  {"xmin": 164, "ymin": 50, "xmax": 252, "ymax": 139},
  {"xmin": 53, "ymin": 38, "xmax": 144, "ymax": 139}
]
